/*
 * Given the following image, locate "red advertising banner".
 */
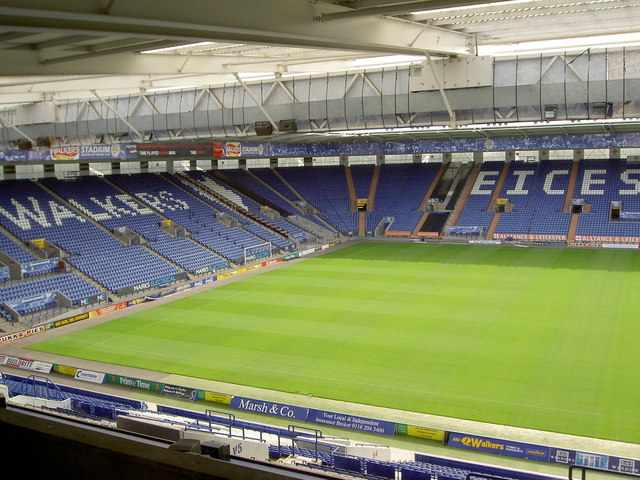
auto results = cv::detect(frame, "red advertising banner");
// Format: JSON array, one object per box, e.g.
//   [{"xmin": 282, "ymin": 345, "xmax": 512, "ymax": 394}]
[{"xmin": 89, "ymin": 302, "xmax": 128, "ymax": 318}]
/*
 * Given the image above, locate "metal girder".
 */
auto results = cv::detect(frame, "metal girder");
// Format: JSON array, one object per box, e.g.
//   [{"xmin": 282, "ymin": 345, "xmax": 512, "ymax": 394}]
[
  {"xmin": 233, "ymin": 73, "xmax": 278, "ymax": 130},
  {"xmin": 91, "ymin": 90, "xmax": 142, "ymax": 138},
  {"xmin": 0, "ymin": 115, "xmax": 35, "ymax": 143},
  {"xmin": 0, "ymin": 0, "xmax": 475, "ymax": 63}
]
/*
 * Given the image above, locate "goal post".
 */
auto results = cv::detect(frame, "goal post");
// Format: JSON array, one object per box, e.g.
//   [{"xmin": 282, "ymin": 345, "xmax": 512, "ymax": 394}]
[{"xmin": 243, "ymin": 242, "xmax": 272, "ymax": 265}]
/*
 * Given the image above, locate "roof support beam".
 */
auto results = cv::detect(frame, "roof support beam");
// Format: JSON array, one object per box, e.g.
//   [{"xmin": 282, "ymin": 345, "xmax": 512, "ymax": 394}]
[
  {"xmin": 0, "ymin": 116, "xmax": 35, "ymax": 144},
  {"xmin": 91, "ymin": 90, "xmax": 142, "ymax": 139},
  {"xmin": 233, "ymin": 73, "xmax": 278, "ymax": 131},
  {"xmin": 0, "ymin": 1, "xmax": 475, "ymax": 59},
  {"xmin": 425, "ymin": 54, "xmax": 456, "ymax": 128}
]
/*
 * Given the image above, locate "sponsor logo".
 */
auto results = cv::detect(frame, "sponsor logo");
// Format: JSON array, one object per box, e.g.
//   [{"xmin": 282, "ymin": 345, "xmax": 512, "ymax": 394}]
[
  {"xmin": 51, "ymin": 146, "xmax": 80, "ymax": 160},
  {"xmin": 226, "ymin": 142, "xmax": 242, "ymax": 157},
  {"xmin": 458, "ymin": 436, "xmax": 505, "ymax": 450},
  {"xmin": 74, "ymin": 370, "xmax": 106, "ymax": 384},
  {"xmin": 0, "ymin": 325, "xmax": 46, "ymax": 344},
  {"xmin": 235, "ymin": 398, "xmax": 303, "ymax": 418},
  {"xmin": 132, "ymin": 275, "xmax": 176, "ymax": 292}
]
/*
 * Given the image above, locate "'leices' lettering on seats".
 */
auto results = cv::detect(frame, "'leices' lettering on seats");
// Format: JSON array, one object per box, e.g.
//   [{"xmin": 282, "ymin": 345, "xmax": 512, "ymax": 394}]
[{"xmin": 469, "ymin": 168, "xmax": 640, "ymax": 197}]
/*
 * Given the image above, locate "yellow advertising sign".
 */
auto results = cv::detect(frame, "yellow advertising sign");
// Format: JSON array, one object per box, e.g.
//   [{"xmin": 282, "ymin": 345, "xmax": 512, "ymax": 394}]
[
  {"xmin": 204, "ymin": 391, "xmax": 233, "ymax": 405},
  {"xmin": 407, "ymin": 425, "xmax": 445, "ymax": 441},
  {"xmin": 57, "ymin": 365, "xmax": 79, "ymax": 377}
]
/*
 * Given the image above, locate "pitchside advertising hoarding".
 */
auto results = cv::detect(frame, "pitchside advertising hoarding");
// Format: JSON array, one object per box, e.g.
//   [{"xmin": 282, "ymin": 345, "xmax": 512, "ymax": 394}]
[
  {"xmin": 447, "ymin": 432, "xmax": 550, "ymax": 461},
  {"xmin": 230, "ymin": 396, "xmax": 396, "ymax": 436},
  {"xmin": 446, "ymin": 432, "xmax": 640, "ymax": 474},
  {"xmin": 306, "ymin": 409, "xmax": 396, "ymax": 436}
]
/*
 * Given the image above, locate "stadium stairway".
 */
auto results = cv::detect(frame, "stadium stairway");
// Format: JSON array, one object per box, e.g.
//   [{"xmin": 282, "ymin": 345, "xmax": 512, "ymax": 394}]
[
  {"xmin": 444, "ymin": 163, "xmax": 482, "ymax": 228},
  {"xmin": 367, "ymin": 165, "xmax": 381, "ymax": 211},
  {"xmin": 271, "ymin": 168, "xmax": 310, "ymax": 205},
  {"xmin": 487, "ymin": 162, "xmax": 511, "ymax": 212},
  {"xmin": 567, "ymin": 212, "xmax": 580, "ymax": 241},
  {"xmin": 411, "ymin": 163, "xmax": 451, "ymax": 236},
  {"xmin": 485, "ymin": 212, "xmax": 501, "ymax": 239},
  {"xmin": 345, "ymin": 166, "xmax": 358, "ymax": 211},
  {"xmin": 563, "ymin": 160, "xmax": 580, "ymax": 212},
  {"xmin": 358, "ymin": 211, "xmax": 367, "ymax": 236},
  {"xmin": 482, "ymin": 163, "xmax": 510, "ymax": 239}
]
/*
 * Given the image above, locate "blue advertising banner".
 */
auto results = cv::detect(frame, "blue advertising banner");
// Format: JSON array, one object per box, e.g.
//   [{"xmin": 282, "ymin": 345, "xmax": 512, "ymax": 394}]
[
  {"xmin": 447, "ymin": 432, "xmax": 550, "ymax": 462},
  {"xmin": 230, "ymin": 396, "xmax": 309, "ymax": 421},
  {"xmin": 306, "ymin": 409, "xmax": 396, "ymax": 436},
  {"xmin": 551, "ymin": 448, "xmax": 639, "ymax": 475},
  {"xmin": 4, "ymin": 131, "xmax": 640, "ymax": 163},
  {"xmin": 5, "ymin": 291, "xmax": 58, "ymax": 314},
  {"xmin": 21, "ymin": 258, "xmax": 59, "ymax": 276},
  {"xmin": 0, "ymin": 150, "xmax": 50, "ymax": 162},
  {"xmin": 189, "ymin": 276, "xmax": 217, "ymax": 288}
]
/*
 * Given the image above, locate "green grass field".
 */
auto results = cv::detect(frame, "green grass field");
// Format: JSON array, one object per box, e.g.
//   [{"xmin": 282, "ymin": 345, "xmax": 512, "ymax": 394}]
[{"xmin": 28, "ymin": 242, "xmax": 640, "ymax": 443}]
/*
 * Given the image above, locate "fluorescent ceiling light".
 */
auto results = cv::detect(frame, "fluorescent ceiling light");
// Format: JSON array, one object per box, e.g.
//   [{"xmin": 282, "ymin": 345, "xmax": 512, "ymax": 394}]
[
  {"xmin": 146, "ymin": 84, "xmax": 201, "ymax": 92},
  {"xmin": 353, "ymin": 55, "xmax": 425, "ymax": 67},
  {"xmin": 141, "ymin": 42, "xmax": 216, "ymax": 54},
  {"xmin": 237, "ymin": 72, "xmax": 277, "ymax": 81},
  {"xmin": 325, "ymin": 117, "xmax": 640, "ymax": 136},
  {"xmin": 479, "ymin": 32, "xmax": 640, "ymax": 56},
  {"xmin": 281, "ymin": 72, "xmax": 323, "ymax": 78},
  {"xmin": 411, "ymin": 0, "xmax": 547, "ymax": 16}
]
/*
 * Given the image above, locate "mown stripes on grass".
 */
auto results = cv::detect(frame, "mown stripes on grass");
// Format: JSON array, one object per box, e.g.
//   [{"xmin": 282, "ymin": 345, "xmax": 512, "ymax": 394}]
[{"xmin": 28, "ymin": 243, "xmax": 640, "ymax": 443}]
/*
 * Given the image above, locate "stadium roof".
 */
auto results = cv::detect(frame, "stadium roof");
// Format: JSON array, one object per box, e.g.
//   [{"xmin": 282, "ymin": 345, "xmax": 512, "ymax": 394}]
[
  {"xmin": 0, "ymin": 0, "xmax": 639, "ymax": 99},
  {"xmin": 0, "ymin": 0, "xmax": 639, "ymax": 144}
]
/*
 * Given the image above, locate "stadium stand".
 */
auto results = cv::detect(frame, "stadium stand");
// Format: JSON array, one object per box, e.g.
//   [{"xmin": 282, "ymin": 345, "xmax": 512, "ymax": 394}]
[
  {"xmin": 108, "ymin": 172, "xmax": 281, "ymax": 263},
  {"xmin": 0, "ymin": 178, "xmax": 184, "ymax": 295},
  {"xmin": 0, "ymin": 230, "xmax": 38, "ymax": 264},
  {"xmin": 185, "ymin": 170, "xmax": 312, "ymax": 245},
  {"xmin": 40, "ymin": 176, "xmax": 230, "ymax": 274},
  {"xmin": 492, "ymin": 160, "xmax": 573, "ymax": 239},
  {"xmin": 371, "ymin": 163, "xmax": 442, "ymax": 235},
  {"xmin": 0, "ymin": 272, "xmax": 104, "ymax": 322},
  {"xmin": 276, "ymin": 165, "xmax": 358, "ymax": 233},
  {"xmin": 574, "ymin": 158, "xmax": 640, "ymax": 240},
  {"xmin": 452, "ymin": 161, "xmax": 504, "ymax": 233}
]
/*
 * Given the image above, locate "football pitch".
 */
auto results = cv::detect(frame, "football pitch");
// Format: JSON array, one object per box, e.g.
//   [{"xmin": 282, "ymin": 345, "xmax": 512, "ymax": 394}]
[{"xmin": 28, "ymin": 242, "xmax": 640, "ymax": 443}]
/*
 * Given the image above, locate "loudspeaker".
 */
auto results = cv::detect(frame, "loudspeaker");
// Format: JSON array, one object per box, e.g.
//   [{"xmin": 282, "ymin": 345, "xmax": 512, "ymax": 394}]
[
  {"xmin": 201, "ymin": 441, "xmax": 231, "ymax": 460},
  {"xmin": 36, "ymin": 137, "xmax": 51, "ymax": 147},
  {"xmin": 279, "ymin": 119, "xmax": 297, "ymax": 132},
  {"xmin": 254, "ymin": 122, "xmax": 273, "ymax": 136},
  {"xmin": 17, "ymin": 139, "xmax": 32, "ymax": 150}
]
